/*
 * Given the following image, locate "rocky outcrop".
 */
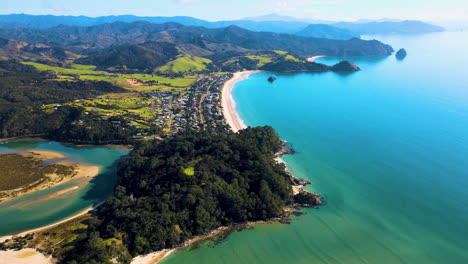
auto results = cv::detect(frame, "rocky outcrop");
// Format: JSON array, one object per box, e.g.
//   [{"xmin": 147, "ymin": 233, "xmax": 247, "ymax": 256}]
[
  {"xmin": 396, "ymin": 48, "xmax": 407, "ymax": 59},
  {"xmin": 276, "ymin": 146, "xmax": 296, "ymax": 157},
  {"xmin": 293, "ymin": 191, "xmax": 322, "ymax": 207},
  {"xmin": 291, "ymin": 177, "xmax": 311, "ymax": 186},
  {"xmin": 331, "ymin": 61, "xmax": 361, "ymax": 72}
]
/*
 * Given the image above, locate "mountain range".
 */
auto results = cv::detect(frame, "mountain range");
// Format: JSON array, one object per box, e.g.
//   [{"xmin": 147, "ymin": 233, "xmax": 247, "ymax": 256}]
[
  {"xmin": 0, "ymin": 20, "xmax": 393, "ymax": 74},
  {"xmin": 0, "ymin": 21, "xmax": 394, "ymax": 57},
  {"xmin": 0, "ymin": 14, "xmax": 444, "ymax": 40}
]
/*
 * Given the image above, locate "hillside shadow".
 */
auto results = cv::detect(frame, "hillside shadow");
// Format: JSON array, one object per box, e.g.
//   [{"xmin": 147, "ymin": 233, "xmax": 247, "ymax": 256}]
[{"xmin": 80, "ymin": 156, "xmax": 126, "ymax": 206}]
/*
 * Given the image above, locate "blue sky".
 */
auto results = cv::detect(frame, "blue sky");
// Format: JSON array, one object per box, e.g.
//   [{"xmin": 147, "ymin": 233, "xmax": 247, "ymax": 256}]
[{"xmin": 1, "ymin": 0, "xmax": 467, "ymax": 22}]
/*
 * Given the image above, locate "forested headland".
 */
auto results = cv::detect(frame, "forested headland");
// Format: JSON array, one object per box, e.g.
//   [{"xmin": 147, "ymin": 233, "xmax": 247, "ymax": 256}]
[{"xmin": 62, "ymin": 126, "xmax": 320, "ymax": 263}]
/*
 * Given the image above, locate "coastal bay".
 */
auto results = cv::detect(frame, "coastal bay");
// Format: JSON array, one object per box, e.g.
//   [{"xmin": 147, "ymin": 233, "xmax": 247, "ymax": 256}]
[{"xmin": 160, "ymin": 31, "xmax": 468, "ymax": 264}]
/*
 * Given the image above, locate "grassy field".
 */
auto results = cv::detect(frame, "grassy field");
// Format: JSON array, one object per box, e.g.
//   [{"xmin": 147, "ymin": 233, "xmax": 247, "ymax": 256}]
[
  {"xmin": 245, "ymin": 55, "xmax": 274, "ymax": 67},
  {"xmin": 0, "ymin": 154, "xmax": 75, "ymax": 191},
  {"xmin": 285, "ymin": 54, "xmax": 304, "ymax": 62},
  {"xmin": 23, "ymin": 61, "xmax": 197, "ymax": 89},
  {"xmin": 23, "ymin": 62, "xmax": 107, "ymax": 75},
  {"xmin": 122, "ymin": 73, "xmax": 197, "ymax": 88},
  {"xmin": 273, "ymin": 50, "xmax": 288, "ymax": 55},
  {"xmin": 157, "ymin": 55, "xmax": 212, "ymax": 74}
]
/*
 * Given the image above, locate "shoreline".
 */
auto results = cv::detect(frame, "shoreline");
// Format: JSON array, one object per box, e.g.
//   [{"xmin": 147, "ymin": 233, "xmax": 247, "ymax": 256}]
[
  {"xmin": 0, "ymin": 206, "xmax": 94, "ymax": 244},
  {"xmin": 131, "ymin": 70, "xmax": 262, "ymax": 264},
  {"xmin": 132, "ymin": 70, "xmax": 319, "ymax": 264},
  {"xmin": 0, "ymin": 136, "xmax": 132, "ymax": 150},
  {"xmin": 2, "ymin": 70, "xmax": 316, "ymax": 264},
  {"xmin": 221, "ymin": 71, "xmax": 260, "ymax": 132},
  {"xmin": 131, "ymin": 227, "xmax": 228, "ymax": 264},
  {"xmin": 307, "ymin": 55, "xmax": 326, "ymax": 62}
]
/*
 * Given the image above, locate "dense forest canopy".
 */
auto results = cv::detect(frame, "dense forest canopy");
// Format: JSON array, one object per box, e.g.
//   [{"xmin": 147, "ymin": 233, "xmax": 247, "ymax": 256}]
[{"xmin": 66, "ymin": 127, "xmax": 300, "ymax": 263}]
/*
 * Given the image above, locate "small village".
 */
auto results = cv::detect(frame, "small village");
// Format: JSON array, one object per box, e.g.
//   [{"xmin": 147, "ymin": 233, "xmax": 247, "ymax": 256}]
[
  {"xmin": 145, "ymin": 73, "xmax": 232, "ymax": 134},
  {"xmin": 40, "ymin": 73, "xmax": 233, "ymax": 138}
]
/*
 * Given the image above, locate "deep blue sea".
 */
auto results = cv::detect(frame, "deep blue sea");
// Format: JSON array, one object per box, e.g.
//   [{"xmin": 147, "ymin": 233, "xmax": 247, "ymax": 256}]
[{"xmin": 162, "ymin": 32, "xmax": 468, "ymax": 264}]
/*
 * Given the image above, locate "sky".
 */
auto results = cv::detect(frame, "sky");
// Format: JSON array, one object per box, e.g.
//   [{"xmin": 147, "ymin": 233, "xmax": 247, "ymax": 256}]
[{"xmin": 0, "ymin": 0, "xmax": 467, "ymax": 23}]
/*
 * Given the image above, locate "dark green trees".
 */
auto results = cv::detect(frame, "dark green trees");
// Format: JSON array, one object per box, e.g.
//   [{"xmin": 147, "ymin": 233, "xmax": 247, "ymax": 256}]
[{"xmin": 68, "ymin": 126, "xmax": 294, "ymax": 263}]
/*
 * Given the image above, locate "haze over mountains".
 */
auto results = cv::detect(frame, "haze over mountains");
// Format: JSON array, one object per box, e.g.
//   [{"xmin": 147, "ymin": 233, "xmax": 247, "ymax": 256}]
[
  {"xmin": 0, "ymin": 14, "xmax": 445, "ymax": 40},
  {"xmin": 0, "ymin": 12, "xmax": 446, "ymax": 75},
  {"xmin": 0, "ymin": 20, "xmax": 393, "ymax": 74}
]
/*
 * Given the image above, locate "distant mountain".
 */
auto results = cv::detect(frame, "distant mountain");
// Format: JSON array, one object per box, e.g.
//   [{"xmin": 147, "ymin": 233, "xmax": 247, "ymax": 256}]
[
  {"xmin": 241, "ymin": 15, "xmax": 444, "ymax": 34},
  {"xmin": 0, "ymin": 14, "xmax": 350, "ymax": 38},
  {"xmin": 242, "ymin": 13, "xmax": 332, "ymax": 24},
  {"xmin": 167, "ymin": 25, "xmax": 393, "ymax": 57},
  {"xmin": 0, "ymin": 14, "xmax": 208, "ymax": 29},
  {"xmin": 296, "ymin": 24, "xmax": 357, "ymax": 40},
  {"xmin": 0, "ymin": 14, "xmax": 445, "ymax": 39},
  {"xmin": 0, "ymin": 21, "xmax": 184, "ymax": 51},
  {"xmin": 333, "ymin": 20, "xmax": 445, "ymax": 35},
  {"xmin": 354, "ymin": 18, "xmax": 403, "ymax": 23},
  {"xmin": 0, "ymin": 21, "xmax": 394, "ymax": 58}
]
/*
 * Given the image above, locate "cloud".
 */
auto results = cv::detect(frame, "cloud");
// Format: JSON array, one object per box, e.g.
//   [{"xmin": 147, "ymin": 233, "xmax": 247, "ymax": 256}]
[
  {"xmin": 40, "ymin": 0, "xmax": 71, "ymax": 13},
  {"xmin": 275, "ymin": 1, "xmax": 297, "ymax": 12}
]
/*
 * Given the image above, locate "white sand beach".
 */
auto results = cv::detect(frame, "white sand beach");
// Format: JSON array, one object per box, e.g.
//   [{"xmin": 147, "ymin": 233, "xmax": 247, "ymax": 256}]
[
  {"xmin": 221, "ymin": 71, "xmax": 260, "ymax": 132},
  {"xmin": 0, "ymin": 248, "xmax": 53, "ymax": 264},
  {"xmin": 307, "ymin": 55, "xmax": 326, "ymax": 62}
]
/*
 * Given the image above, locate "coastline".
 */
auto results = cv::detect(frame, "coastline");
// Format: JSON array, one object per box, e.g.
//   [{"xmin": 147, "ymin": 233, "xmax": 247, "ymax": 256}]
[
  {"xmin": 0, "ymin": 207, "xmax": 93, "ymax": 244},
  {"xmin": 132, "ymin": 70, "xmax": 321, "ymax": 264},
  {"xmin": 131, "ymin": 71, "xmax": 262, "ymax": 264},
  {"xmin": 307, "ymin": 55, "xmax": 326, "ymax": 62},
  {"xmin": 221, "ymin": 71, "xmax": 260, "ymax": 132},
  {"xmin": 1, "ymin": 71, "xmax": 317, "ymax": 264},
  {"xmin": 131, "ymin": 227, "xmax": 228, "ymax": 264}
]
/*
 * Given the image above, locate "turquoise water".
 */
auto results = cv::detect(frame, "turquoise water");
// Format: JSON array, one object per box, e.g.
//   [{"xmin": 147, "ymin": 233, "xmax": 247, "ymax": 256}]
[
  {"xmin": 0, "ymin": 140, "xmax": 128, "ymax": 236},
  {"xmin": 162, "ymin": 32, "xmax": 468, "ymax": 263}
]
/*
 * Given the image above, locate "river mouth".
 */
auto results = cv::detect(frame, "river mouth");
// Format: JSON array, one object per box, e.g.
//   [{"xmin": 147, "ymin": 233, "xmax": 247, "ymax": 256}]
[{"xmin": 0, "ymin": 140, "xmax": 129, "ymax": 236}]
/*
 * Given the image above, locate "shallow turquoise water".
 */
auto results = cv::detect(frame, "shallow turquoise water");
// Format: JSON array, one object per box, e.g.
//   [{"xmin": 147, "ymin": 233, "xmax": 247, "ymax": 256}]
[
  {"xmin": 162, "ymin": 32, "xmax": 468, "ymax": 263},
  {"xmin": 0, "ymin": 140, "xmax": 128, "ymax": 236}
]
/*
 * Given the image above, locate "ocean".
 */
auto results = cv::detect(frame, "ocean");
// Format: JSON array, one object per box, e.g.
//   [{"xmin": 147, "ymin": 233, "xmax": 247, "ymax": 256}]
[{"xmin": 161, "ymin": 31, "xmax": 468, "ymax": 263}]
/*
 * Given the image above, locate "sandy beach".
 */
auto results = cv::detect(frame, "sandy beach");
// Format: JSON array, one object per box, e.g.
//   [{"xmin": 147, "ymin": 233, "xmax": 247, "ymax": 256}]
[
  {"xmin": 0, "ymin": 248, "xmax": 53, "ymax": 264},
  {"xmin": 131, "ymin": 227, "xmax": 228, "ymax": 264},
  {"xmin": 307, "ymin": 55, "xmax": 326, "ymax": 62},
  {"xmin": 221, "ymin": 71, "xmax": 260, "ymax": 132}
]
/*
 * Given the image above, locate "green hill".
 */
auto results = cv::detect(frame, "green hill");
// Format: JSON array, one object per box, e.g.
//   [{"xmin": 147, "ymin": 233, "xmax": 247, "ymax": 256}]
[{"xmin": 156, "ymin": 55, "xmax": 212, "ymax": 74}]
